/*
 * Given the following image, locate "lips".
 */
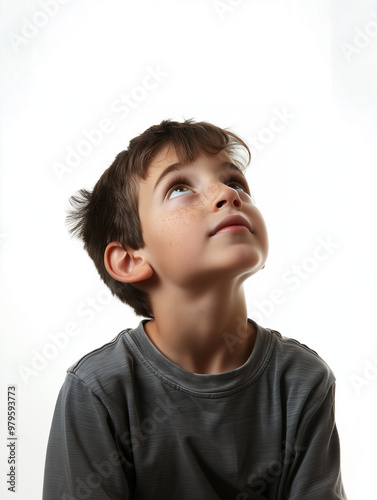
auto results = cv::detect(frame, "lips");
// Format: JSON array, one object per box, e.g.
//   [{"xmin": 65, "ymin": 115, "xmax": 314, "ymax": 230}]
[{"xmin": 210, "ymin": 215, "xmax": 252, "ymax": 236}]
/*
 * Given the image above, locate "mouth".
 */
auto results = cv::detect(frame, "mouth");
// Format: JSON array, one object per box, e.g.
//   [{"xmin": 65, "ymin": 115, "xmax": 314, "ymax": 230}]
[{"xmin": 210, "ymin": 215, "xmax": 252, "ymax": 236}]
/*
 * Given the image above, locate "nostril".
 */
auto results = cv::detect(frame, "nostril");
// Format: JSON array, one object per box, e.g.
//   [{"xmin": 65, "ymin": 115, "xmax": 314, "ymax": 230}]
[{"xmin": 216, "ymin": 198, "xmax": 241, "ymax": 208}]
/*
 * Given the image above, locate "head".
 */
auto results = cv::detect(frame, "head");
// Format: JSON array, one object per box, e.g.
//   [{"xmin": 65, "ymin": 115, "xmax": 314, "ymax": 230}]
[{"xmin": 67, "ymin": 119, "xmax": 268, "ymax": 318}]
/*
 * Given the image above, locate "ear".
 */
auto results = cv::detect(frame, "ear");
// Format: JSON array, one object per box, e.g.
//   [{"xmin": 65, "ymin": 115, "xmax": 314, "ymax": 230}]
[{"xmin": 104, "ymin": 242, "xmax": 153, "ymax": 283}]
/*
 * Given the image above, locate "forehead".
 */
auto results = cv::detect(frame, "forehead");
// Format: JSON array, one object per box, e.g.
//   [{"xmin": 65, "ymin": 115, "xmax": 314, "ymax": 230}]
[
  {"xmin": 145, "ymin": 144, "xmax": 240, "ymax": 180},
  {"xmin": 148, "ymin": 144, "xmax": 182, "ymax": 172}
]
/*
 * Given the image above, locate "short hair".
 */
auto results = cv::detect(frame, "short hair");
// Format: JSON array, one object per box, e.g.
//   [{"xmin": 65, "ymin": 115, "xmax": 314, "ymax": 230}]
[{"xmin": 66, "ymin": 119, "xmax": 251, "ymax": 318}]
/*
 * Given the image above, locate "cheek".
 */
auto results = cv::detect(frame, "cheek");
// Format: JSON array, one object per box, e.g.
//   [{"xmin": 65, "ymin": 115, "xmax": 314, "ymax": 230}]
[
  {"xmin": 253, "ymin": 210, "xmax": 269, "ymax": 252},
  {"xmin": 155, "ymin": 203, "xmax": 205, "ymax": 245}
]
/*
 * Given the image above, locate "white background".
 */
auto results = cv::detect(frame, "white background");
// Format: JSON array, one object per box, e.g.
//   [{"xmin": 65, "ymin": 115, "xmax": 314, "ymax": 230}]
[{"xmin": 1, "ymin": 0, "xmax": 376, "ymax": 498}]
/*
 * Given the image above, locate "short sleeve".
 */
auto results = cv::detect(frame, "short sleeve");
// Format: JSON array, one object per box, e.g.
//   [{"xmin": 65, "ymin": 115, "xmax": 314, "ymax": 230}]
[
  {"xmin": 43, "ymin": 373, "xmax": 134, "ymax": 499},
  {"xmin": 283, "ymin": 382, "xmax": 347, "ymax": 500}
]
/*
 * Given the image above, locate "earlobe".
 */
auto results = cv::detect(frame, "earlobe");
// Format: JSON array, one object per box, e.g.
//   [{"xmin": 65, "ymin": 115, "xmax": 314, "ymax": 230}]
[{"xmin": 104, "ymin": 242, "xmax": 153, "ymax": 283}]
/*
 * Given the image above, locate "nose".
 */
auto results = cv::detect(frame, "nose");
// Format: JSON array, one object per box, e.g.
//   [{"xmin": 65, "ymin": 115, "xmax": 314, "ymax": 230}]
[{"xmin": 210, "ymin": 183, "xmax": 242, "ymax": 210}]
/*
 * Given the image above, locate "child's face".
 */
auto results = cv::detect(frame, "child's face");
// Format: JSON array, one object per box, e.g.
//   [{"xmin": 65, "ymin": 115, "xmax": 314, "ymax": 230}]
[{"xmin": 137, "ymin": 146, "xmax": 269, "ymax": 288}]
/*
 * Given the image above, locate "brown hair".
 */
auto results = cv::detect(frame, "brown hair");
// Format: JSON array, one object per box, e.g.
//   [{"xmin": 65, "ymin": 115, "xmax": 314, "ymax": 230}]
[{"xmin": 66, "ymin": 119, "xmax": 251, "ymax": 318}]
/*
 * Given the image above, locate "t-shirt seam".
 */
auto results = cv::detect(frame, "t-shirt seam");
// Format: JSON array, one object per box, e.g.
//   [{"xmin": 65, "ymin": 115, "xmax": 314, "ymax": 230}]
[
  {"xmin": 67, "ymin": 329, "xmax": 132, "ymax": 374},
  {"xmin": 65, "ymin": 371, "xmax": 108, "ymax": 408}
]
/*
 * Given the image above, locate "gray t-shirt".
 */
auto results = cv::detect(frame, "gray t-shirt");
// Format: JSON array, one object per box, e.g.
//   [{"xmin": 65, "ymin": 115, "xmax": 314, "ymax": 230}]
[{"xmin": 43, "ymin": 318, "xmax": 347, "ymax": 500}]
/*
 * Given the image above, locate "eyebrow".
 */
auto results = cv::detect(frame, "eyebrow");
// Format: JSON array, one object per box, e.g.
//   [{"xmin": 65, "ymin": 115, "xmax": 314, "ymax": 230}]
[{"xmin": 153, "ymin": 160, "xmax": 246, "ymax": 193}]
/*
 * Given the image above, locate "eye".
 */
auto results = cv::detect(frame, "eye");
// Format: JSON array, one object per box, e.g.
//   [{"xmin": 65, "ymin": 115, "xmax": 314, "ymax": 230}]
[
  {"xmin": 166, "ymin": 176, "xmax": 193, "ymax": 200},
  {"xmin": 168, "ymin": 185, "xmax": 193, "ymax": 199},
  {"xmin": 225, "ymin": 174, "xmax": 250, "ymax": 194},
  {"xmin": 228, "ymin": 182, "xmax": 245, "ymax": 192}
]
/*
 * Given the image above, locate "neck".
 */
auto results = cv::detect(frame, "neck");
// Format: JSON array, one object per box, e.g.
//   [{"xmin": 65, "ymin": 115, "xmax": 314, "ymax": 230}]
[{"xmin": 143, "ymin": 279, "xmax": 256, "ymax": 374}]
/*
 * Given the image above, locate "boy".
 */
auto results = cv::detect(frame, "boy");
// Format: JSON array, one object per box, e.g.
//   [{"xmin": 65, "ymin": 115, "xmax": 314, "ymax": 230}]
[{"xmin": 43, "ymin": 119, "xmax": 347, "ymax": 499}]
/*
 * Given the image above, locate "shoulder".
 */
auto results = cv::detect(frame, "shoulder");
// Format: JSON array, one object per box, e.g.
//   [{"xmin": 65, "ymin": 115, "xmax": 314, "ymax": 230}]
[
  {"xmin": 51, "ymin": 327, "xmax": 141, "ymax": 427},
  {"xmin": 66, "ymin": 328, "xmax": 135, "ymax": 392},
  {"xmin": 264, "ymin": 326, "xmax": 336, "ymax": 396}
]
